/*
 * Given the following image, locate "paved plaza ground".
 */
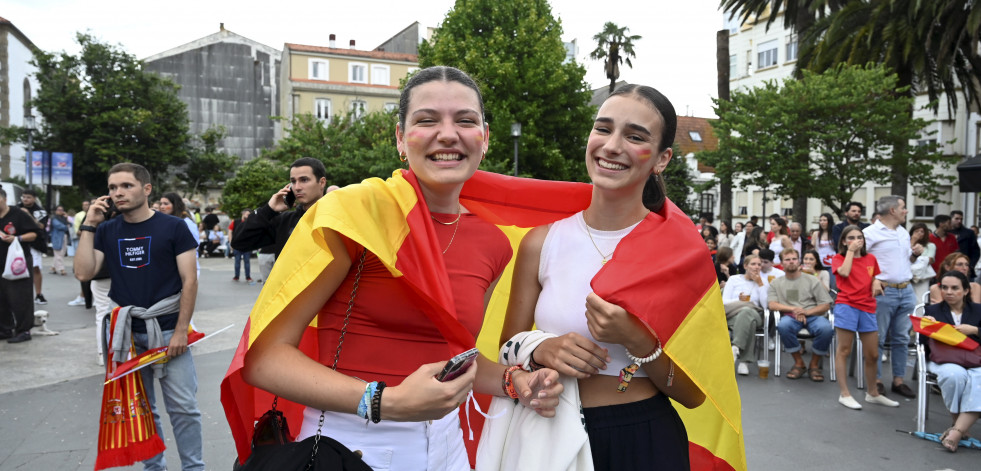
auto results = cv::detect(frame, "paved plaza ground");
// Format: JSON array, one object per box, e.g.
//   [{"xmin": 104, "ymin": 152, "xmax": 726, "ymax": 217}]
[{"xmin": 1, "ymin": 256, "xmax": 978, "ymax": 470}]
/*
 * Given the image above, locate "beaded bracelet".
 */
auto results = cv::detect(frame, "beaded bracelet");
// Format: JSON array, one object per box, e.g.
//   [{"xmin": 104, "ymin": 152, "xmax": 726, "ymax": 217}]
[
  {"xmin": 502, "ymin": 365, "xmax": 521, "ymax": 399},
  {"xmin": 618, "ymin": 339, "xmax": 663, "ymax": 393},
  {"xmin": 370, "ymin": 381, "xmax": 386, "ymax": 424},
  {"xmin": 625, "ymin": 342, "xmax": 662, "ymax": 365}
]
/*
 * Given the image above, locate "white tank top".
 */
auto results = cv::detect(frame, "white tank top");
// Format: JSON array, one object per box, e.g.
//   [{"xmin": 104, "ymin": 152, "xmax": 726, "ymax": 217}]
[
  {"xmin": 816, "ymin": 236, "xmax": 836, "ymax": 268},
  {"xmin": 534, "ymin": 212, "xmax": 647, "ymax": 378}
]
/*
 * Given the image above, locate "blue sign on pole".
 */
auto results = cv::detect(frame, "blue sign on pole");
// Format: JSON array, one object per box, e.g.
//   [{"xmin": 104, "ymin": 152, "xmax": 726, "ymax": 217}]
[
  {"xmin": 51, "ymin": 152, "xmax": 73, "ymax": 186},
  {"xmin": 29, "ymin": 151, "xmax": 45, "ymax": 183}
]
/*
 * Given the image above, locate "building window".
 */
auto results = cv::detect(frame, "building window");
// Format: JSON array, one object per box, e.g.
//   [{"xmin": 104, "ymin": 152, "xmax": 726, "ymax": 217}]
[
  {"xmin": 786, "ymin": 35, "xmax": 798, "ymax": 62},
  {"xmin": 757, "ymin": 39, "xmax": 778, "ymax": 69},
  {"xmin": 729, "ymin": 54, "xmax": 737, "ymax": 78},
  {"xmin": 914, "ymin": 205, "xmax": 935, "ymax": 219},
  {"xmin": 350, "ymin": 100, "xmax": 367, "ymax": 119},
  {"xmin": 739, "ymin": 206, "xmax": 748, "ymax": 215},
  {"xmin": 314, "ymin": 98, "xmax": 331, "ymax": 123},
  {"xmin": 781, "ymin": 208, "xmax": 793, "ymax": 217},
  {"xmin": 309, "ymin": 59, "xmax": 329, "ymax": 80},
  {"xmin": 384, "ymin": 102, "xmax": 397, "ymax": 112},
  {"xmin": 689, "ymin": 131, "xmax": 703, "ymax": 142},
  {"xmin": 699, "ymin": 193, "xmax": 716, "ymax": 216},
  {"xmin": 349, "ymin": 63, "xmax": 368, "ymax": 83},
  {"xmin": 371, "ymin": 65, "xmax": 391, "ymax": 86}
]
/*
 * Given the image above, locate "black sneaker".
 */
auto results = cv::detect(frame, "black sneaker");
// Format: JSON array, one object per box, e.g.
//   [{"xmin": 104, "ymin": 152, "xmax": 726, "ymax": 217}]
[
  {"xmin": 7, "ymin": 331, "xmax": 31, "ymax": 343},
  {"xmin": 35, "ymin": 294, "xmax": 47, "ymax": 305},
  {"xmin": 0, "ymin": 330, "xmax": 12, "ymax": 340},
  {"xmin": 892, "ymin": 382, "xmax": 916, "ymax": 398}
]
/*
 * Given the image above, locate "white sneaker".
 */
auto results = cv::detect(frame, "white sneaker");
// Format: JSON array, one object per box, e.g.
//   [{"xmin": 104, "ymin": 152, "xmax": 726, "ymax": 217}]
[
  {"xmin": 97, "ymin": 353, "xmax": 104, "ymax": 366},
  {"xmin": 838, "ymin": 395, "xmax": 862, "ymax": 410},
  {"xmin": 865, "ymin": 393, "xmax": 900, "ymax": 407},
  {"xmin": 732, "ymin": 345, "xmax": 740, "ymax": 363},
  {"xmin": 67, "ymin": 296, "xmax": 85, "ymax": 306},
  {"xmin": 736, "ymin": 362, "xmax": 749, "ymax": 375}
]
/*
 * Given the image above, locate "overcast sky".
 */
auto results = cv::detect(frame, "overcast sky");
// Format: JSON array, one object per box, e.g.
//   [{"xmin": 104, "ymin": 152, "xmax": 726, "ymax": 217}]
[{"xmin": 7, "ymin": 0, "xmax": 725, "ymax": 117}]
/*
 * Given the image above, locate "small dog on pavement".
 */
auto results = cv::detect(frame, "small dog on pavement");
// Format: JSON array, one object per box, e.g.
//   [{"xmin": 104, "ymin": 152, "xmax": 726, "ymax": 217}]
[{"xmin": 32, "ymin": 310, "xmax": 59, "ymax": 336}]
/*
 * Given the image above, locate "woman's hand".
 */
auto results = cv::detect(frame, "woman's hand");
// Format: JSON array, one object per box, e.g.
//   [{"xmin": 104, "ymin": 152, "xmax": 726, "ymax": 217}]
[
  {"xmin": 512, "ymin": 368, "xmax": 563, "ymax": 417},
  {"xmin": 954, "ymin": 324, "xmax": 980, "ymax": 337},
  {"xmin": 585, "ymin": 292, "xmax": 654, "ymax": 356},
  {"xmin": 382, "ymin": 360, "xmax": 476, "ymax": 422},
  {"xmin": 532, "ymin": 334, "xmax": 610, "ymax": 378}
]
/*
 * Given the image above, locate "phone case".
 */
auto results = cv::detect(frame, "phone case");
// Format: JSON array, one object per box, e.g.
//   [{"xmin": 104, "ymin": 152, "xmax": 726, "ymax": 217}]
[{"xmin": 436, "ymin": 348, "xmax": 479, "ymax": 382}]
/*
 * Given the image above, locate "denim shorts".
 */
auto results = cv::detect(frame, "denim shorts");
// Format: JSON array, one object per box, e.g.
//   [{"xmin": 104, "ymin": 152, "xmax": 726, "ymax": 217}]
[{"xmin": 834, "ymin": 303, "xmax": 878, "ymax": 333}]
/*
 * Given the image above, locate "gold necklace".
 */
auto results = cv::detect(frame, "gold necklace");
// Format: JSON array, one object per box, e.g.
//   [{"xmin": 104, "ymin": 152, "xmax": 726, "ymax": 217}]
[
  {"xmin": 433, "ymin": 206, "xmax": 462, "ymax": 254},
  {"xmin": 584, "ymin": 223, "xmax": 614, "ymax": 264}
]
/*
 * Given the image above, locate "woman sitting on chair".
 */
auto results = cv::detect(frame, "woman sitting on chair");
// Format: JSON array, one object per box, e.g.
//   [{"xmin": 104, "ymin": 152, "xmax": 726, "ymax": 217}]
[
  {"xmin": 923, "ymin": 270, "xmax": 981, "ymax": 452},
  {"xmin": 723, "ymin": 253, "xmax": 768, "ymax": 376},
  {"xmin": 930, "ymin": 252, "xmax": 981, "ymax": 305}
]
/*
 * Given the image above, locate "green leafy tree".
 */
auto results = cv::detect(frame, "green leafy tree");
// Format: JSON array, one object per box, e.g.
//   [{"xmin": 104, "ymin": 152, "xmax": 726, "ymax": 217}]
[
  {"xmin": 31, "ymin": 33, "xmax": 190, "ymax": 196},
  {"xmin": 177, "ymin": 125, "xmax": 239, "ymax": 198},
  {"xmin": 418, "ymin": 0, "xmax": 594, "ymax": 182},
  {"xmin": 220, "ymin": 158, "xmax": 288, "ymax": 217},
  {"xmin": 703, "ymin": 64, "xmax": 953, "ymax": 216},
  {"xmin": 261, "ymin": 110, "xmax": 400, "ymax": 186},
  {"xmin": 663, "ymin": 143, "xmax": 697, "ymax": 216},
  {"xmin": 590, "ymin": 22, "xmax": 642, "ymax": 93}
]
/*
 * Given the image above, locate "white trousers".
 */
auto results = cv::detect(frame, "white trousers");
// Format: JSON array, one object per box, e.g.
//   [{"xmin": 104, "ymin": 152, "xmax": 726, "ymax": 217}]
[{"xmin": 298, "ymin": 406, "xmax": 470, "ymax": 471}]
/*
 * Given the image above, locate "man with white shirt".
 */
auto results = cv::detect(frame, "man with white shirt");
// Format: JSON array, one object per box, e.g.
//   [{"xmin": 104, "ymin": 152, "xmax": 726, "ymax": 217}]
[{"xmin": 862, "ymin": 195, "xmax": 922, "ymax": 399}]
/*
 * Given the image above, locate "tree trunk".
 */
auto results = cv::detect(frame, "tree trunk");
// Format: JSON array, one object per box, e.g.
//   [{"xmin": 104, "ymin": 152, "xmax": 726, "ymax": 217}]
[
  {"xmin": 716, "ymin": 30, "xmax": 733, "ymax": 223},
  {"xmin": 793, "ymin": 195, "xmax": 808, "ymax": 227}
]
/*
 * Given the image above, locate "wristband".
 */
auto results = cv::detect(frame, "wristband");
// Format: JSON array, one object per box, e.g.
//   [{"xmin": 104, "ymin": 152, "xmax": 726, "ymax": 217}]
[
  {"xmin": 80, "ymin": 225, "xmax": 97, "ymax": 233},
  {"xmin": 357, "ymin": 382, "xmax": 376, "ymax": 420},
  {"xmin": 625, "ymin": 342, "xmax": 662, "ymax": 365},
  {"xmin": 502, "ymin": 365, "xmax": 521, "ymax": 399},
  {"xmin": 370, "ymin": 381, "xmax": 386, "ymax": 424}
]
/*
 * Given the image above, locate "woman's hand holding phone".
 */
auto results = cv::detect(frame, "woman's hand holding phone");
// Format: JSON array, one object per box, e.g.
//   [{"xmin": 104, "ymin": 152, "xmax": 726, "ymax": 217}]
[{"xmin": 379, "ymin": 360, "xmax": 476, "ymax": 422}]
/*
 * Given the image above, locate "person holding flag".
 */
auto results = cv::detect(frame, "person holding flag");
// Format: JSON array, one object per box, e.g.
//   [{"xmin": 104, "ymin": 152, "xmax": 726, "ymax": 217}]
[
  {"xmin": 224, "ymin": 66, "xmax": 564, "ymax": 470},
  {"xmin": 498, "ymin": 84, "xmax": 745, "ymax": 470},
  {"xmin": 922, "ymin": 270, "xmax": 981, "ymax": 452}
]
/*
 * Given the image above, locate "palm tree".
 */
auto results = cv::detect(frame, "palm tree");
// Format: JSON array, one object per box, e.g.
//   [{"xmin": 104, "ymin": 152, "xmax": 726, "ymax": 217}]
[{"xmin": 590, "ymin": 22, "xmax": 641, "ymax": 93}]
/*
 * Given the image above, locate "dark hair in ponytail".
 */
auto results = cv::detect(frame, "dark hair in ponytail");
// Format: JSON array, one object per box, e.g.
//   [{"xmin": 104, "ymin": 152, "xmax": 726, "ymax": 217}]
[{"xmin": 608, "ymin": 84, "xmax": 677, "ymax": 212}]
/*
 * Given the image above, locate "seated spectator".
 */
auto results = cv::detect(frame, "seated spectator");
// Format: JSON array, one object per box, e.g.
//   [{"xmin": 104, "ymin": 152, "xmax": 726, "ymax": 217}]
[
  {"xmin": 715, "ymin": 246, "xmax": 739, "ymax": 290},
  {"xmin": 723, "ymin": 254, "xmax": 768, "ymax": 376},
  {"xmin": 800, "ymin": 249, "xmax": 831, "ymax": 290},
  {"xmin": 198, "ymin": 224, "xmax": 222, "ymax": 257},
  {"xmin": 922, "ymin": 270, "xmax": 981, "ymax": 452},
  {"xmin": 758, "ymin": 248, "xmax": 785, "ymax": 286},
  {"xmin": 770, "ymin": 249, "xmax": 833, "ymax": 381},
  {"xmin": 930, "ymin": 252, "xmax": 981, "ymax": 304}
]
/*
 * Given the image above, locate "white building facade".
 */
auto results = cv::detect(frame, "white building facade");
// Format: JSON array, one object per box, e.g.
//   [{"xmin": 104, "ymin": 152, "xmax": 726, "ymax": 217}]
[{"xmin": 0, "ymin": 16, "xmax": 39, "ymax": 181}]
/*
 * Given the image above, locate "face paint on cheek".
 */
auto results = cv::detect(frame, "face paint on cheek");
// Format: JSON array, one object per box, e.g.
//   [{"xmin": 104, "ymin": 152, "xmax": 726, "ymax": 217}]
[
  {"xmin": 637, "ymin": 149, "xmax": 653, "ymax": 160},
  {"xmin": 406, "ymin": 131, "xmax": 424, "ymax": 146}
]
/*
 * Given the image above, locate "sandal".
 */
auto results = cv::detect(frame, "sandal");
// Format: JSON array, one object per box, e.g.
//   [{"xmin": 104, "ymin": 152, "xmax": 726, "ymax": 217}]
[
  {"xmin": 807, "ymin": 368, "xmax": 825, "ymax": 382},
  {"xmin": 786, "ymin": 365, "xmax": 806, "ymax": 379},
  {"xmin": 941, "ymin": 427, "xmax": 963, "ymax": 453}
]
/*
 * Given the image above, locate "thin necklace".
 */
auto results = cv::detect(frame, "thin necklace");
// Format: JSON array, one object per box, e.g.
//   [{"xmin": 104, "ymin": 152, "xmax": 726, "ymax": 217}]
[
  {"xmin": 433, "ymin": 206, "xmax": 462, "ymax": 254},
  {"xmin": 584, "ymin": 223, "xmax": 614, "ymax": 264}
]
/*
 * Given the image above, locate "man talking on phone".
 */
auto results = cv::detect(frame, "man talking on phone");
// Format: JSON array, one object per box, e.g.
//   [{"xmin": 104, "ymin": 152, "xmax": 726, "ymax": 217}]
[{"xmin": 231, "ymin": 157, "xmax": 329, "ymax": 279}]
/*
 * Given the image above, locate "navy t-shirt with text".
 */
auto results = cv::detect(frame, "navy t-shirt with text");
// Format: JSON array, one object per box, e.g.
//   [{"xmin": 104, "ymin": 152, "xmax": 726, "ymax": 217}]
[{"xmin": 94, "ymin": 212, "xmax": 197, "ymax": 331}]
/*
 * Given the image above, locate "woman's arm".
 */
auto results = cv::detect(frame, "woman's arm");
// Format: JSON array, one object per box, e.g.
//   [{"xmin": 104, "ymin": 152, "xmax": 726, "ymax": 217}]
[
  {"xmin": 837, "ymin": 251, "xmax": 855, "ymax": 277},
  {"xmin": 243, "ymin": 228, "xmax": 473, "ymax": 422},
  {"xmin": 584, "ymin": 293, "xmax": 705, "ymax": 409},
  {"xmin": 500, "ymin": 225, "xmax": 609, "ymax": 378}
]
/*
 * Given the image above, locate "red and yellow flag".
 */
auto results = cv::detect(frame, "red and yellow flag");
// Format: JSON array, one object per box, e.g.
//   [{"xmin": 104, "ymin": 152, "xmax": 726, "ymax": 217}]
[
  {"xmin": 221, "ymin": 169, "xmax": 745, "ymax": 470},
  {"xmin": 911, "ymin": 315, "xmax": 980, "ymax": 350},
  {"xmin": 95, "ymin": 307, "xmax": 166, "ymax": 470}
]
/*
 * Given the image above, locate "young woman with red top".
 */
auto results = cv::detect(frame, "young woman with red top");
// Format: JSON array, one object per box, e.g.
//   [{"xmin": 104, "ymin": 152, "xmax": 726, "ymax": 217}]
[{"xmin": 832, "ymin": 225, "xmax": 899, "ymax": 410}]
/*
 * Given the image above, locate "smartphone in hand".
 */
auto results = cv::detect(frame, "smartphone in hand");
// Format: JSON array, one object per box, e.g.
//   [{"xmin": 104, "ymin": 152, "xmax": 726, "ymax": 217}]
[
  {"xmin": 435, "ymin": 348, "xmax": 479, "ymax": 382},
  {"xmin": 103, "ymin": 198, "xmax": 116, "ymax": 218},
  {"xmin": 283, "ymin": 184, "xmax": 296, "ymax": 208}
]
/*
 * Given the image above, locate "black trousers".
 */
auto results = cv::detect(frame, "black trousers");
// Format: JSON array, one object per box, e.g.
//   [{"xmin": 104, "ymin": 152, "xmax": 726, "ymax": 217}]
[
  {"xmin": 583, "ymin": 393, "xmax": 691, "ymax": 471},
  {"xmin": 0, "ymin": 276, "xmax": 35, "ymax": 335}
]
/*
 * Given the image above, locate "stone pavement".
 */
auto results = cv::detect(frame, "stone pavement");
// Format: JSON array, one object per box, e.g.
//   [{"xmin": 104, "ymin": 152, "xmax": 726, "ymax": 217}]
[{"xmin": 1, "ymin": 255, "xmax": 979, "ymax": 470}]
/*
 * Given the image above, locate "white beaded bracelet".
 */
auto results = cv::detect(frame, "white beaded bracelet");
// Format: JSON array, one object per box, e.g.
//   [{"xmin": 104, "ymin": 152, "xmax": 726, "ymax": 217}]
[{"xmin": 626, "ymin": 343, "xmax": 662, "ymax": 365}]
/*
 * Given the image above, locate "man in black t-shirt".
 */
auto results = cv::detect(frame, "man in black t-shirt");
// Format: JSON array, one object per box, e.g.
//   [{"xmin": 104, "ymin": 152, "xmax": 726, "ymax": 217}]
[
  {"xmin": 0, "ymin": 187, "xmax": 40, "ymax": 343},
  {"xmin": 16, "ymin": 188, "xmax": 47, "ymax": 304},
  {"xmin": 75, "ymin": 163, "xmax": 203, "ymax": 470}
]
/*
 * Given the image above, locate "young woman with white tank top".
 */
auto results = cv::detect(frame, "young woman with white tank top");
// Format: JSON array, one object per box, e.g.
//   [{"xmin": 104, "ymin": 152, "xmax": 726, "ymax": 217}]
[{"xmin": 501, "ymin": 85, "xmax": 707, "ymax": 470}]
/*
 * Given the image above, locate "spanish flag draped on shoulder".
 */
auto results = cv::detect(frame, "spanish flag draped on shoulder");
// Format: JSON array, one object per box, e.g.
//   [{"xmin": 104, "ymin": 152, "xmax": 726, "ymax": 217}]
[{"xmin": 221, "ymin": 169, "xmax": 745, "ymax": 470}]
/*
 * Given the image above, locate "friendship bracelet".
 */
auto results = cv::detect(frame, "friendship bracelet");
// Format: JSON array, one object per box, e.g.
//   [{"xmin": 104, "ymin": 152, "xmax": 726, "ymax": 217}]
[
  {"xmin": 357, "ymin": 382, "xmax": 376, "ymax": 420},
  {"xmin": 503, "ymin": 366, "xmax": 521, "ymax": 399},
  {"xmin": 370, "ymin": 381, "xmax": 386, "ymax": 424}
]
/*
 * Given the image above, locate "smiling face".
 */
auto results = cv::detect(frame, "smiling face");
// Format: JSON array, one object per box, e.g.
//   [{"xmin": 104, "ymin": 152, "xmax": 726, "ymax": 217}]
[
  {"xmin": 586, "ymin": 95, "xmax": 671, "ymax": 194},
  {"xmin": 802, "ymin": 252, "xmax": 817, "ymax": 269},
  {"xmin": 108, "ymin": 171, "xmax": 151, "ymax": 214},
  {"xmin": 396, "ymin": 80, "xmax": 487, "ymax": 197}
]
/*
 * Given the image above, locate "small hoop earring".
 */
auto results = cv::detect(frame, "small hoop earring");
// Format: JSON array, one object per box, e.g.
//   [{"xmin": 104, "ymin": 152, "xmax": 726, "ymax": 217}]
[{"xmin": 399, "ymin": 152, "xmax": 407, "ymax": 162}]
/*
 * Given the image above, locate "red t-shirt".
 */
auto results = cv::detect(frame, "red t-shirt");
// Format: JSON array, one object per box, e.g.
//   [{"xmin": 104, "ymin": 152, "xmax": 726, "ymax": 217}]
[
  {"xmin": 929, "ymin": 231, "xmax": 959, "ymax": 274},
  {"xmin": 832, "ymin": 253, "xmax": 880, "ymax": 313},
  {"xmin": 316, "ymin": 213, "xmax": 512, "ymax": 386}
]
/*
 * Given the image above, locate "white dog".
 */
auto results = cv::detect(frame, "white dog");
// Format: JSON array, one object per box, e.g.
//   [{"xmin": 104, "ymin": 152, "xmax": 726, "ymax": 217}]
[{"xmin": 32, "ymin": 310, "xmax": 59, "ymax": 336}]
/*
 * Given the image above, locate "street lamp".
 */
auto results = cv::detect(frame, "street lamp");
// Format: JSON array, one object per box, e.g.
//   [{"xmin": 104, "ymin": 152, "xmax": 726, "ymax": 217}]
[
  {"xmin": 511, "ymin": 122, "xmax": 521, "ymax": 177},
  {"xmin": 24, "ymin": 114, "xmax": 35, "ymax": 188}
]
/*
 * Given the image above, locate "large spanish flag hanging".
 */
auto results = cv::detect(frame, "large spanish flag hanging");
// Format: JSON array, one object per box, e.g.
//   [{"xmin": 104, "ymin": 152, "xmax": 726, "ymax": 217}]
[
  {"xmin": 911, "ymin": 315, "xmax": 980, "ymax": 350},
  {"xmin": 221, "ymin": 169, "xmax": 745, "ymax": 471}
]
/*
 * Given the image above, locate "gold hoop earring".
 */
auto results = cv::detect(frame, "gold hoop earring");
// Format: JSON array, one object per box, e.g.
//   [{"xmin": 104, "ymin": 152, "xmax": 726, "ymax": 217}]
[{"xmin": 399, "ymin": 152, "xmax": 407, "ymax": 162}]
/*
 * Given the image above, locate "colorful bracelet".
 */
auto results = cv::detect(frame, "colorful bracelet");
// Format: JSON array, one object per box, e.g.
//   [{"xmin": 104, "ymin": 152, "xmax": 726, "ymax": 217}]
[
  {"xmin": 502, "ymin": 365, "xmax": 521, "ymax": 399},
  {"xmin": 357, "ymin": 382, "xmax": 376, "ymax": 420},
  {"xmin": 370, "ymin": 381, "xmax": 386, "ymax": 424}
]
